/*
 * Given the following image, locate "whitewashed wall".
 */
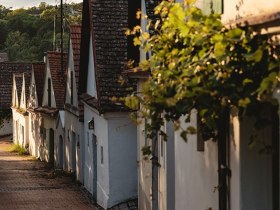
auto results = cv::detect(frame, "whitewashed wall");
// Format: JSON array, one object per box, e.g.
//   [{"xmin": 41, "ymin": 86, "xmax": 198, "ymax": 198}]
[
  {"xmin": 42, "ymin": 60, "xmax": 56, "ymax": 108},
  {"xmin": 39, "ymin": 116, "xmax": 56, "ymax": 162},
  {"xmin": 107, "ymin": 112, "xmax": 138, "ymax": 208},
  {"xmin": 137, "ymin": 79, "xmax": 152, "ymax": 210},
  {"xmin": 87, "ymin": 35, "xmax": 97, "ymax": 98},
  {"xmin": 175, "ymin": 113, "xmax": 219, "ymax": 210},
  {"xmin": 83, "ymin": 104, "xmax": 109, "ymax": 206},
  {"xmin": 12, "ymin": 110, "xmax": 29, "ymax": 148},
  {"xmin": 222, "ymin": 0, "xmax": 280, "ymax": 23},
  {"xmin": 230, "ymin": 111, "xmax": 273, "ymax": 210},
  {"xmin": 28, "ymin": 112, "xmax": 41, "ymax": 157},
  {"xmin": 83, "ymin": 104, "xmax": 137, "ymax": 209},
  {"xmin": 65, "ymin": 40, "xmax": 78, "ymax": 107},
  {"xmin": 64, "ymin": 111, "xmax": 84, "ymax": 182}
]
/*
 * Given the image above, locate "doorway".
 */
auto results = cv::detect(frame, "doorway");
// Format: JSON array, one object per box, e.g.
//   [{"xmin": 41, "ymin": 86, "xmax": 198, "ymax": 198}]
[
  {"xmin": 92, "ymin": 133, "xmax": 97, "ymax": 199},
  {"xmin": 49, "ymin": 128, "xmax": 54, "ymax": 164},
  {"xmin": 58, "ymin": 135, "xmax": 63, "ymax": 169},
  {"xmin": 71, "ymin": 131, "xmax": 77, "ymax": 176}
]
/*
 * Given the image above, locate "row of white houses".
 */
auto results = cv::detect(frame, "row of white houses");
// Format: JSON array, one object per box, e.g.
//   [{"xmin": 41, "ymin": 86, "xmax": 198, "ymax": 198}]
[{"xmin": 10, "ymin": 0, "xmax": 280, "ymax": 210}]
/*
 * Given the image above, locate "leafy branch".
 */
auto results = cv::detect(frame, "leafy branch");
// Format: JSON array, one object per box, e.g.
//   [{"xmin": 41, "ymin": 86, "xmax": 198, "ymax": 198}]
[{"xmin": 124, "ymin": 1, "xmax": 279, "ymax": 145}]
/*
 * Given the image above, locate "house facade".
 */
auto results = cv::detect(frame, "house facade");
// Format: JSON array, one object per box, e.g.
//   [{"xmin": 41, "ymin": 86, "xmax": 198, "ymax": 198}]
[
  {"xmin": 11, "ymin": 71, "xmax": 31, "ymax": 148},
  {"xmin": 64, "ymin": 24, "xmax": 84, "ymax": 180},
  {"xmin": 132, "ymin": 0, "xmax": 280, "ymax": 210},
  {"xmin": 79, "ymin": 0, "xmax": 139, "ymax": 208},
  {"xmin": 27, "ymin": 63, "xmax": 45, "ymax": 158},
  {"xmin": 0, "ymin": 63, "xmax": 31, "ymax": 137},
  {"xmin": 36, "ymin": 51, "xmax": 67, "ymax": 163}
]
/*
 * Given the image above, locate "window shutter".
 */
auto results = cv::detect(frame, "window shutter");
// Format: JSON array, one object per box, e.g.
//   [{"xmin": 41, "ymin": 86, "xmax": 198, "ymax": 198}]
[
  {"xmin": 201, "ymin": 0, "xmax": 223, "ymax": 14},
  {"xmin": 197, "ymin": 116, "xmax": 205, "ymax": 152}
]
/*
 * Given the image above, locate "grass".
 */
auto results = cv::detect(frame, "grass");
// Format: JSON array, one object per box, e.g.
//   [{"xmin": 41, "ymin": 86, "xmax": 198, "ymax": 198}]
[{"xmin": 9, "ymin": 144, "xmax": 28, "ymax": 155}]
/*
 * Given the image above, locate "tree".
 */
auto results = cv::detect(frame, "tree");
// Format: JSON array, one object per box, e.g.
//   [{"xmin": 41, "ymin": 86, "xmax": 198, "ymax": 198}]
[{"xmin": 125, "ymin": 1, "xmax": 279, "ymax": 145}]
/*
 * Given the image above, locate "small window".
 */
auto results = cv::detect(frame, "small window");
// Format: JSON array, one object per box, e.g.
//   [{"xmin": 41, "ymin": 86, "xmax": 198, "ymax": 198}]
[
  {"xmin": 48, "ymin": 78, "xmax": 51, "ymax": 107},
  {"xmin": 70, "ymin": 71, "xmax": 73, "ymax": 104},
  {"xmin": 87, "ymin": 132, "xmax": 89, "ymax": 147},
  {"xmin": 101, "ymin": 146, "xmax": 104, "ymax": 164}
]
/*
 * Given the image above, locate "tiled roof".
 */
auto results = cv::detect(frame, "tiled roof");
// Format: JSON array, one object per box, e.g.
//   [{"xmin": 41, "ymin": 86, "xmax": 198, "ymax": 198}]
[
  {"xmin": 47, "ymin": 51, "xmax": 68, "ymax": 110},
  {"xmin": 0, "ymin": 63, "xmax": 32, "ymax": 109},
  {"xmin": 69, "ymin": 24, "xmax": 82, "ymax": 90},
  {"xmin": 32, "ymin": 63, "xmax": 45, "ymax": 106},
  {"xmin": 79, "ymin": 0, "xmax": 138, "ymax": 113}
]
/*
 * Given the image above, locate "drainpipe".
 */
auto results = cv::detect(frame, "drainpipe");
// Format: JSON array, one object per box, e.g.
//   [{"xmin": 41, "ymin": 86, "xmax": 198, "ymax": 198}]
[
  {"xmin": 272, "ymin": 104, "xmax": 279, "ymax": 210},
  {"xmin": 151, "ymin": 136, "xmax": 159, "ymax": 210}
]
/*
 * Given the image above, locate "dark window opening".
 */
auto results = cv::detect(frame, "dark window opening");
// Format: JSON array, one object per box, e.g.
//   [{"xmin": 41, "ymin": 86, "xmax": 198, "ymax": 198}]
[{"xmin": 48, "ymin": 78, "xmax": 51, "ymax": 107}]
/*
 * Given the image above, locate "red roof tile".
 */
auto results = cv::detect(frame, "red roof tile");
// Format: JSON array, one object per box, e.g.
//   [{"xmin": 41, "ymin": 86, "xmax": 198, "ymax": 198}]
[
  {"xmin": 32, "ymin": 63, "xmax": 46, "ymax": 106},
  {"xmin": 0, "ymin": 63, "xmax": 32, "ymax": 109},
  {"xmin": 69, "ymin": 24, "xmax": 81, "ymax": 91},
  {"xmin": 47, "ymin": 51, "xmax": 68, "ymax": 110}
]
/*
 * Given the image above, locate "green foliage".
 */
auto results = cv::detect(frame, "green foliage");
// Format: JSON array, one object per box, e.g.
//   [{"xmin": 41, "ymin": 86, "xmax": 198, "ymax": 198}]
[
  {"xmin": 0, "ymin": 2, "xmax": 82, "ymax": 61},
  {"xmin": 125, "ymin": 1, "xmax": 280, "ymax": 142},
  {"xmin": 9, "ymin": 144, "xmax": 28, "ymax": 155}
]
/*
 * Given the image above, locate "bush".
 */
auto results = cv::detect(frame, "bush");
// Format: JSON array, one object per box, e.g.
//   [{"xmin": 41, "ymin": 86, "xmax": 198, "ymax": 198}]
[{"xmin": 9, "ymin": 144, "xmax": 28, "ymax": 155}]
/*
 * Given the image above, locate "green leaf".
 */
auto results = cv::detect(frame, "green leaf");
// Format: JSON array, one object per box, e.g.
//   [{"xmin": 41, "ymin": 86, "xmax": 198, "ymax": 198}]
[
  {"xmin": 244, "ymin": 48, "xmax": 263, "ymax": 62},
  {"xmin": 180, "ymin": 130, "xmax": 188, "ymax": 142},
  {"xmin": 242, "ymin": 78, "xmax": 253, "ymax": 86},
  {"xmin": 238, "ymin": 97, "xmax": 251, "ymax": 108}
]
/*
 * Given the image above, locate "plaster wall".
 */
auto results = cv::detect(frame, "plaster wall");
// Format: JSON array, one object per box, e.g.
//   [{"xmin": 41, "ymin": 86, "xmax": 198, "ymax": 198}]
[
  {"xmin": 42, "ymin": 60, "xmax": 56, "ymax": 108},
  {"xmin": 137, "ymin": 80, "xmax": 152, "ymax": 210},
  {"xmin": 65, "ymin": 40, "xmax": 78, "ymax": 107},
  {"xmin": 84, "ymin": 104, "xmax": 137, "ymax": 209},
  {"xmin": 39, "ymin": 116, "xmax": 56, "ymax": 162},
  {"xmin": 158, "ymin": 121, "xmax": 175, "ymax": 210},
  {"xmin": 64, "ymin": 110, "xmax": 84, "ymax": 182},
  {"xmin": 0, "ymin": 118, "xmax": 12, "ymax": 137},
  {"xmin": 174, "ymin": 112, "xmax": 219, "ymax": 210},
  {"xmin": 222, "ymin": 0, "xmax": 280, "ymax": 23},
  {"xmin": 230, "ymin": 111, "xmax": 273, "ymax": 210},
  {"xmin": 107, "ymin": 113, "xmax": 137, "ymax": 208},
  {"xmin": 83, "ymin": 104, "xmax": 109, "ymax": 207},
  {"xmin": 12, "ymin": 109, "xmax": 29, "ymax": 148},
  {"xmin": 28, "ymin": 112, "xmax": 42, "ymax": 157},
  {"xmin": 87, "ymin": 35, "xmax": 97, "ymax": 98}
]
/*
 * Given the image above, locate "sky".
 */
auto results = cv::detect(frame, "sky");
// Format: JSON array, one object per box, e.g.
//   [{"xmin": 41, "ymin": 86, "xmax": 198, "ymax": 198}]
[{"xmin": 0, "ymin": 0, "xmax": 82, "ymax": 9}]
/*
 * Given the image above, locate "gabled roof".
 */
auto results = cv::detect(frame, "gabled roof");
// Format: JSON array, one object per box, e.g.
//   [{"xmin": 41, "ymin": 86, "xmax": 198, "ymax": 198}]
[
  {"xmin": 14, "ymin": 73, "xmax": 23, "ymax": 105},
  {"xmin": 0, "ymin": 62, "xmax": 32, "ymax": 109},
  {"xmin": 47, "ymin": 51, "xmax": 68, "ymax": 110},
  {"xmin": 79, "ymin": 0, "xmax": 139, "ymax": 113},
  {"xmin": 69, "ymin": 24, "xmax": 82, "ymax": 90},
  {"xmin": 32, "ymin": 63, "xmax": 45, "ymax": 106},
  {"xmin": 23, "ymin": 71, "xmax": 32, "ymax": 105}
]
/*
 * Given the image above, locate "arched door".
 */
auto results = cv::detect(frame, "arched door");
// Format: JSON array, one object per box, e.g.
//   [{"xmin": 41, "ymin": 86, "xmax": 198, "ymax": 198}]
[
  {"xmin": 49, "ymin": 128, "xmax": 54, "ymax": 164},
  {"xmin": 59, "ymin": 135, "xmax": 63, "ymax": 168}
]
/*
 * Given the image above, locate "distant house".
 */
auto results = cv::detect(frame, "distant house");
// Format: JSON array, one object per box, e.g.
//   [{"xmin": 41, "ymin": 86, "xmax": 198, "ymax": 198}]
[
  {"xmin": 79, "ymin": 0, "xmax": 139, "ymax": 208},
  {"xmin": 0, "ymin": 53, "xmax": 8, "ymax": 63},
  {"xmin": 27, "ymin": 63, "xmax": 45, "ymax": 158},
  {"xmin": 0, "ymin": 63, "xmax": 31, "ymax": 137},
  {"xmin": 36, "ymin": 51, "xmax": 67, "ymax": 163},
  {"xmin": 64, "ymin": 24, "xmax": 83, "ymax": 179},
  {"xmin": 11, "ymin": 71, "xmax": 31, "ymax": 148}
]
